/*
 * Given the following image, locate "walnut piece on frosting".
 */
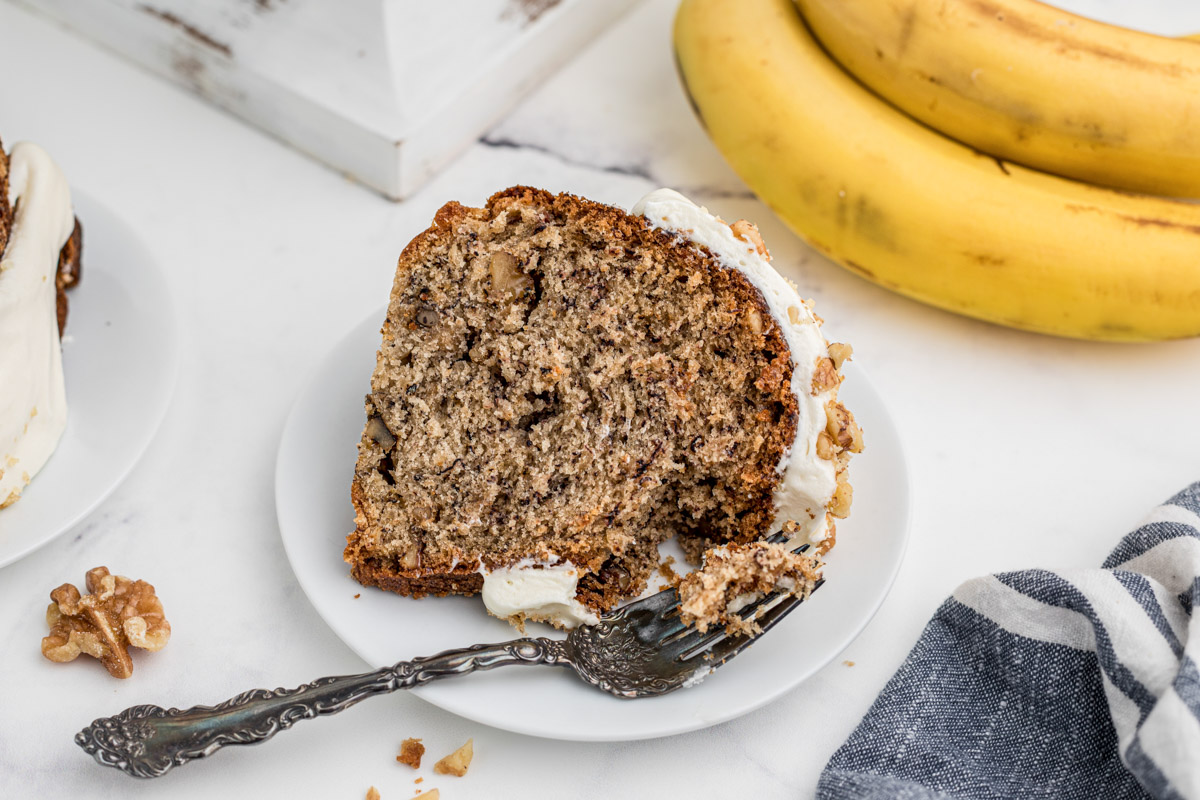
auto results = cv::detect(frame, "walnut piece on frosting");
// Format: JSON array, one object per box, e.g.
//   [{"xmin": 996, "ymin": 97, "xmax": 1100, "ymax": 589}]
[
  {"xmin": 41, "ymin": 567, "xmax": 170, "ymax": 679},
  {"xmin": 730, "ymin": 219, "xmax": 770, "ymax": 260},
  {"xmin": 827, "ymin": 342, "xmax": 853, "ymax": 370}
]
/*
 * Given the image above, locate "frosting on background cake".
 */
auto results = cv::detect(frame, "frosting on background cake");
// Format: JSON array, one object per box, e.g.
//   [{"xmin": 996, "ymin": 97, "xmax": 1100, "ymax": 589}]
[{"xmin": 0, "ymin": 142, "xmax": 77, "ymax": 508}]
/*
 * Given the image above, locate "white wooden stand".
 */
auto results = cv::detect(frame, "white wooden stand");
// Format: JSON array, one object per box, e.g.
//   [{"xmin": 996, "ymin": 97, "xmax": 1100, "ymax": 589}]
[{"xmin": 11, "ymin": 0, "xmax": 638, "ymax": 199}]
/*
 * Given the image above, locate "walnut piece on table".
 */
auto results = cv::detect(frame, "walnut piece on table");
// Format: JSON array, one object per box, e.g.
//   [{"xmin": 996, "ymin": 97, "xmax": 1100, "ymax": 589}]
[
  {"xmin": 40, "ymin": 566, "xmax": 170, "ymax": 679},
  {"xmin": 396, "ymin": 737, "xmax": 424, "ymax": 769},
  {"xmin": 433, "ymin": 738, "xmax": 474, "ymax": 777}
]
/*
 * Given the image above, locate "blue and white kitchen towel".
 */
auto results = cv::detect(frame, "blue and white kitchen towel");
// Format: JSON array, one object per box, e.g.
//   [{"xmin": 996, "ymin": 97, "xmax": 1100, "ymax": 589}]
[{"xmin": 818, "ymin": 482, "xmax": 1200, "ymax": 800}]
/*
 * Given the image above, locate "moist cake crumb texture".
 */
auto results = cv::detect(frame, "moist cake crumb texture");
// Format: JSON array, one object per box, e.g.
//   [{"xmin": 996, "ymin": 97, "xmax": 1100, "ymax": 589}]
[{"xmin": 346, "ymin": 187, "xmax": 804, "ymax": 614}]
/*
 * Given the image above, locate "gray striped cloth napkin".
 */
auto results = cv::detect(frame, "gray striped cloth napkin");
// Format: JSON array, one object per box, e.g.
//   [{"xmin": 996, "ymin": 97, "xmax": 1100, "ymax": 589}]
[{"xmin": 817, "ymin": 482, "xmax": 1200, "ymax": 800}]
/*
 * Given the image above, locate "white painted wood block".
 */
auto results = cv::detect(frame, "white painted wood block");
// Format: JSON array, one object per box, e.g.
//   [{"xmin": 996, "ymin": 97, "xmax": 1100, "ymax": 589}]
[{"xmin": 10, "ymin": 0, "xmax": 639, "ymax": 199}]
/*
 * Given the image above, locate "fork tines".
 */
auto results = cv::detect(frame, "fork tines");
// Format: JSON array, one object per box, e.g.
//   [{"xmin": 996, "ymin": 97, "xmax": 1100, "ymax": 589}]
[
  {"xmin": 668, "ymin": 531, "xmax": 825, "ymax": 662},
  {"xmin": 675, "ymin": 576, "xmax": 825, "ymax": 663}
]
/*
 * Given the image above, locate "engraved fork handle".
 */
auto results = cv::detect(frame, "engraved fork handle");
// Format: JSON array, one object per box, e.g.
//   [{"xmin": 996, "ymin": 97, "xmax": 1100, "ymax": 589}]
[{"xmin": 76, "ymin": 638, "xmax": 572, "ymax": 778}]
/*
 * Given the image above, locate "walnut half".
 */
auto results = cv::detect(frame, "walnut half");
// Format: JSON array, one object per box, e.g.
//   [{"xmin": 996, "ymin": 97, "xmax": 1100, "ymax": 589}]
[{"xmin": 41, "ymin": 567, "xmax": 170, "ymax": 679}]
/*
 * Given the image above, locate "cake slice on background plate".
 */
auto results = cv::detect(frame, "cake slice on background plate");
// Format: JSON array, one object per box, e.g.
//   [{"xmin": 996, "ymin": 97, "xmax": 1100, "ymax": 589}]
[
  {"xmin": 345, "ymin": 186, "xmax": 861, "ymax": 628},
  {"xmin": 0, "ymin": 138, "xmax": 83, "ymax": 509}
]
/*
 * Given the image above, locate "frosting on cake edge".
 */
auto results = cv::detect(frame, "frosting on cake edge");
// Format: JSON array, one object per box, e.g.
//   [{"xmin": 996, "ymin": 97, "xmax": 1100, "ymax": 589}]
[{"xmin": 0, "ymin": 143, "xmax": 75, "ymax": 508}]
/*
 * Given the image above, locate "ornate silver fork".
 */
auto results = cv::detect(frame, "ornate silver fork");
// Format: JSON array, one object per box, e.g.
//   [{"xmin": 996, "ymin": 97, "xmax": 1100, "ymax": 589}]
[{"xmin": 77, "ymin": 539, "xmax": 822, "ymax": 778}]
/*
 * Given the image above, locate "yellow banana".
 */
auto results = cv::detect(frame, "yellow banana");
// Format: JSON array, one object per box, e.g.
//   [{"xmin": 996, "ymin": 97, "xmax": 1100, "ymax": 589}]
[
  {"xmin": 673, "ymin": 0, "xmax": 1200, "ymax": 341},
  {"xmin": 793, "ymin": 0, "xmax": 1200, "ymax": 197}
]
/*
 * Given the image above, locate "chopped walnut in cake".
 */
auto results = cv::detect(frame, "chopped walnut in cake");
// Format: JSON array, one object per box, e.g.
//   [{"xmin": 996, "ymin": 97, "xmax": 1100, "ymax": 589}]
[
  {"xmin": 678, "ymin": 541, "xmax": 822, "ymax": 636},
  {"xmin": 41, "ymin": 567, "xmax": 170, "ymax": 679}
]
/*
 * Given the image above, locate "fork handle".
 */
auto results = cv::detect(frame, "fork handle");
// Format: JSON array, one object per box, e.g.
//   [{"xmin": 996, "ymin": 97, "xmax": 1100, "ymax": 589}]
[{"xmin": 76, "ymin": 638, "xmax": 570, "ymax": 778}]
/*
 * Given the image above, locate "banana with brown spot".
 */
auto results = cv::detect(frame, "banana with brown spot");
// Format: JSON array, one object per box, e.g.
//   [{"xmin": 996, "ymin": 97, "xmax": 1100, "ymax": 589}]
[
  {"xmin": 674, "ymin": 0, "xmax": 1200, "ymax": 341},
  {"xmin": 794, "ymin": 0, "xmax": 1200, "ymax": 197}
]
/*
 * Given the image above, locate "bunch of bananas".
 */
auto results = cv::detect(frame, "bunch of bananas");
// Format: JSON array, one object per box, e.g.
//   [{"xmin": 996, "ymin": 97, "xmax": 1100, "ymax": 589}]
[{"xmin": 673, "ymin": 0, "xmax": 1200, "ymax": 341}]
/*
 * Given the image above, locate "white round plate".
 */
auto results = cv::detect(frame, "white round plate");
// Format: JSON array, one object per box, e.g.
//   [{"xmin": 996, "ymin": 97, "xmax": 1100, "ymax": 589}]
[
  {"xmin": 277, "ymin": 309, "xmax": 910, "ymax": 741},
  {"xmin": 0, "ymin": 190, "xmax": 178, "ymax": 567}
]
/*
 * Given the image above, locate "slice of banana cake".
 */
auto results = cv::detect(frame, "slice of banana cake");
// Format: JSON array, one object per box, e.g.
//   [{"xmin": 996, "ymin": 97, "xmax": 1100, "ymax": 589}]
[{"xmin": 345, "ymin": 186, "xmax": 860, "ymax": 628}]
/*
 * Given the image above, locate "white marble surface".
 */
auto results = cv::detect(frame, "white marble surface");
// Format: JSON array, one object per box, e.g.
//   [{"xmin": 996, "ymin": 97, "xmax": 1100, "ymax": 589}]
[{"xmin": 3, "ymin": 1, "xmax": 1200, "ymax": 797}]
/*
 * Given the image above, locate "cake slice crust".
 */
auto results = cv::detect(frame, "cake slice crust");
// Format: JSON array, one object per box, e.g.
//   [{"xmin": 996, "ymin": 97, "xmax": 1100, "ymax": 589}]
[
  {"xmin": 345, "ymin": 187, "xmax": 802, "ymax": 613},
  {"xmin": 0, "ymin": 137, "xmax": 10, "ymax": 259}
]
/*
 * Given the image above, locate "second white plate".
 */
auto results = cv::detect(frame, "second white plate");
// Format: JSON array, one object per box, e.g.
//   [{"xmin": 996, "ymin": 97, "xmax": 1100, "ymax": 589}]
[{"xmin": 276, "ymin": 309, "xmax": 910, "ymax": 741}]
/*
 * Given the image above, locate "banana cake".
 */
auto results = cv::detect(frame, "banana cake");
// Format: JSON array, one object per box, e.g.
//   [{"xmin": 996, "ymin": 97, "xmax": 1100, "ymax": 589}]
[
  {"xmin": 0, "ymin": 138, "xmax": 82, "ymax": 509},
  {"xmin": 345, "ymin": 186, "xmax": 861, "ymax": 627}
]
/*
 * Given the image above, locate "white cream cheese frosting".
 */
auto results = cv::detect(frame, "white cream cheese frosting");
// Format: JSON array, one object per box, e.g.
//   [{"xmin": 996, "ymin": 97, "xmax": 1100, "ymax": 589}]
[
  {"xmin": 0, "ymin": 142, "xmax": 75, "ymax": 509},
  {"xmin": 633, "ymin": 188, "xmax": 839, "ymax": 545},
  {"xmin": 480, "ymin": 559, "xmax": 599, "ymax": 629}
]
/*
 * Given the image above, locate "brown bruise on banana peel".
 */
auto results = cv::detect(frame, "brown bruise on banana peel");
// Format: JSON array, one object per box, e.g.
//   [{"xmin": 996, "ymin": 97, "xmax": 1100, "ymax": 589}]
[
  {"xmin": 833, "ymin": 193, "xmax": 898, "ymax": 250},
  {"xmin": 893, "ymin": 5, "xmax": 918, "ymax": 58},
  {"xmin": 833, "ymin": 252, "xmax": 1197, "ymax": 342},
  {"xmin": 1063, "ymin": 204, "xmax": 1200, "ymax": 236},
  {"xmin": 841, "ymin": 259, "xmax": 876, "ymax": 280},
  {"xmin": 963, "ymin": 252, "xmax": 1007, "ymax": 268},
  {"xmin": 675, "ymin": 0, "xmax": 1200, "ymax": 342},
  {"xmin": 1060, "ymin": 116, "xmax": 1125, "ymax": 144},
  {"xmin": 875, "ymin": 3, "xmax": 1150, "ymax": 144},
  {"xmin": 963, "ymin": 0, "xmax": 1197, "ymax": 77}
]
